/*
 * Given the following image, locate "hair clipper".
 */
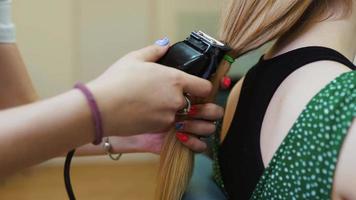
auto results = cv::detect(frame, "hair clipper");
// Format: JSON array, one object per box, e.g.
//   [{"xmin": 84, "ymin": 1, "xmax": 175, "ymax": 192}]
[{"xmin": 158, "ymin": 31, "xmax": 231, "ymax": 79}]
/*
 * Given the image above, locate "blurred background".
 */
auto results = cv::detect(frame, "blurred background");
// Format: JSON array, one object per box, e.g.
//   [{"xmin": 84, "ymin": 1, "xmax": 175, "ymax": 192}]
[{"xmin": 0, "ymin": 0, "xmax": 268, "ymax": 199}]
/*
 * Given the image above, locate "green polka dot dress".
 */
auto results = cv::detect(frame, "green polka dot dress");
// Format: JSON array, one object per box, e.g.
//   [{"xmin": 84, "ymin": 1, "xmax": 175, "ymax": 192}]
[{"xmin": 251, "ymin": 71, "xmax": 356, "ymax": 199}]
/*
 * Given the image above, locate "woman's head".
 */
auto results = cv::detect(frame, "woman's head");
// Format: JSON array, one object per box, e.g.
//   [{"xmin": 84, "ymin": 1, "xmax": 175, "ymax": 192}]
[{"xmin": 219, "ymin": 0, "xmax": 352, "ymax": 58}]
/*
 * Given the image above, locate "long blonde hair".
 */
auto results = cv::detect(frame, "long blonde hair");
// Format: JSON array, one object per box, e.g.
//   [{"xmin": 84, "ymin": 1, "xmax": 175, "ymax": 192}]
[{"xmin": 156, "ymin": 1, "xmax": 351, "ymax": 199}]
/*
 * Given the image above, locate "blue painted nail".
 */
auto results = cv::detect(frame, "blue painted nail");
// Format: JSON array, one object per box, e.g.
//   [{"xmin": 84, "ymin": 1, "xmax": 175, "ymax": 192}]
[
  {"xmin": 155, "ymin": 37, "xmax": 169, "ymax": 46},
  {"xmin": 175, "ymin": 122, "xmax": 184, "ymax": 130}
]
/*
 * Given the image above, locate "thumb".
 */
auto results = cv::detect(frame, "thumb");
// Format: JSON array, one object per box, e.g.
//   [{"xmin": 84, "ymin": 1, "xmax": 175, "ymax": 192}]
[{"xmin": 131, "ymin": 37, "xmax": 170, "ymax": 62}]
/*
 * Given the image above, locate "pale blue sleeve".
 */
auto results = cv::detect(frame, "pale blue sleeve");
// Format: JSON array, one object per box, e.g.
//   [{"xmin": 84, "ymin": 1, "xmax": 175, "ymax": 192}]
[{"xmin": 0, "ymin": 0, "xmax": 16, "ymax": 43}]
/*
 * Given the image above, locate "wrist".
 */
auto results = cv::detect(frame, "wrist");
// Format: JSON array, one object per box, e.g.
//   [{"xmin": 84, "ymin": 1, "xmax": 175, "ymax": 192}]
[
  {"xmin": 109, "ymin": 136, "xmax": 142, "ymax": 153},
  {"xmin": 111, "ymin": 134, "xmax": 163, "ymax": 154},
  {"xmin": 74, "ymin": 83, "xmax": 105, "ymax": 145},
  {"xmin": 0, "ymin": 0, "xmax": 15, "ymax": 43},
  {"xmin": 65, "ymin": 89, "xmax": 97, "ymax": 145},
  {"xmin": 86, "ymin": 80, "xmax": 126, "ymax": 137}
]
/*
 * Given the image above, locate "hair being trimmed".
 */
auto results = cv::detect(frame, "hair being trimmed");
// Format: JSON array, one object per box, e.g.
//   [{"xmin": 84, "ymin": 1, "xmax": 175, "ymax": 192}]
[{"xmin": 156, "ymin": 1, "xmax": 351, "ymax": 199}]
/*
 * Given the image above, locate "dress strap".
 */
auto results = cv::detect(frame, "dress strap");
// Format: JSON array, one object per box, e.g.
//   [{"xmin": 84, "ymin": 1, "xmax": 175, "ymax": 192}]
[{"xmin": 260, "ymin": 46, "xmax": 356, "ymax": 70}]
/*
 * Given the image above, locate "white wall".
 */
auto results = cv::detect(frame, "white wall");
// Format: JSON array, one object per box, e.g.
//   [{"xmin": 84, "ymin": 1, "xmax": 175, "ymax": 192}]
[
  {"xmin": 12, "ymin": 0, "xmax": 226, "ymax": 97},
  {"xmin": 13, "ymin": 0, "xmax": 262, "ymax": 98},
  {"xmin": 77, "ymin": 0, "xmax": 155, "ymax": 81},
  {"xmin": 13, "ymin": 0, "xmax": 75, "ymax": 97}
]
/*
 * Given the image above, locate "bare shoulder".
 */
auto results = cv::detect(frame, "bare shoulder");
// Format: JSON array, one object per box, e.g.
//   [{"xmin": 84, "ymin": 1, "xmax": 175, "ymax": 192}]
[
  {"xmin": 260, "ymin": 60, "xmax": 353, "ymax": 166},
  {"xmin": 279, "ymin": 60, "xmax": 352, "ymax": 112},
  {"xmin": 283, "ymin": 60, "xmax": 352, "ymax": 93},
  {"xmin": 333, "ymin": 119, "xmax": 356, "ymax": 200},
  {"xmin": 265, "ymin": 60, "xmax": 353, "ymax": 129},
  {"xmin": 289, "ymin": 62, "xmax": 354, "ymax": 200}
]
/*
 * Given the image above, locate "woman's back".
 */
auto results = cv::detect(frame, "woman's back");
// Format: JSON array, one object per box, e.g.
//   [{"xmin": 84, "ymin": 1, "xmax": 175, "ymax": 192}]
[
  {"xmin": 206, "ymin": 0, "xmax": 356, "ymax": 199},
  {"xmin": 260, "ymin": 55, "xmax": 355, "ymax": 200},
  {"xmin": 253, "ymin": 70, "xmax": 356, "ymax": 199},
  {"xmin": 260, "ymin": 51, "xmax": 353, "ymax": 166},
  {"xmin": 218, "ymin": 45, "xmax": 355, "ymax": 199}
]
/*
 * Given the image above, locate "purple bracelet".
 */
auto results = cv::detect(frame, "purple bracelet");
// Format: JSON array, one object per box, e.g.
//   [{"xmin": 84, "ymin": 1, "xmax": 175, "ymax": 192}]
[{"xmin": 74, "ymin": 83, "xmax": 103, "ymax": 145}]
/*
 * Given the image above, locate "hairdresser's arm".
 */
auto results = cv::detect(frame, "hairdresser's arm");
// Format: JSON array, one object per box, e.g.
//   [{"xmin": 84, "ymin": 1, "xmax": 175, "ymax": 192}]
[
  {"xmin": 0, "ymin": 89, "xmax": 96, "ymax": 178},
  {"xmin": 0, "ymin": 44, "xmax": 213, "ymax": 178},
  {"xmin": 76, "ymin": 102, "xmax": 224, "ymax": 155},
  {"xmin": 0, "ymin": 44, "xmax": 38, "ymax": 107},
  {"xmin": 0, "ymin": 0, "xmax": 38, "ymax": 108}
]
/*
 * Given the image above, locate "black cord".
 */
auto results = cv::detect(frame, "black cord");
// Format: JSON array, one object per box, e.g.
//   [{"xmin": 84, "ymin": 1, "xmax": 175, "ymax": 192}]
[{"xmin": 64, "ymin": 149, "xmax": 76, "ymax": 200}]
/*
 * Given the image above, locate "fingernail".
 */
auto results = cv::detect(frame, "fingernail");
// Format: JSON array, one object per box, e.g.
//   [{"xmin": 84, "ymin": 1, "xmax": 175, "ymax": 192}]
[
  {"xmin": 188, "ymin": 105, "xmax": 198, "ymax": 116},
  {"xmin": 175, "ymin": 122, "xmax": 184, "ymax": 130},
  {"xmin": 155, "ymin": 37, "xmax": 169, "ymax": 46},
  {"xmin": 221, "ymin": 76, "xmax": 232, "ymax": 89},
  {"xmin": 176, "ymin": 132, "xmax": 189, "ymax": 142}
]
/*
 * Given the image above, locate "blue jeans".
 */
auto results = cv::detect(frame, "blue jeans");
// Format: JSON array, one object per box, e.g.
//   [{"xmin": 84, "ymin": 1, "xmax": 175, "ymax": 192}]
[{"xmin": 183, "ymin": 154, "xmax": 227, "ymax": 200}]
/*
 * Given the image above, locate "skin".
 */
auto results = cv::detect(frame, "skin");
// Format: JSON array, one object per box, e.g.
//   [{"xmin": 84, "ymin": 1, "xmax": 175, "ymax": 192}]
[
  {"xmin": 221, "ymin": 2, "xmax": 356, "ymax": 200},
  {"xmin": 77, "ymin": 102, "xmax": 224, "ymax": 155},
  {"xmin": 0, "ymin": 44, "xmax": 38, "ymax": 107},
  {"xmin": 0, "ymin": 41, "xmax": 224, "ymax": 178}
]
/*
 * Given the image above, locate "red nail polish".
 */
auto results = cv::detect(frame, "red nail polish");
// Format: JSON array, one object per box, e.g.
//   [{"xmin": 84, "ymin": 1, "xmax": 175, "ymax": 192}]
[
  {"xmin": 188, "ymin": 105, "xmax": 198, "ymax": 116},
  {"xmin": 176, "ymin": 132, "xmax": 189, "ymax": 142},
  {"xmin": 221, "ymin": 76, "xmax": 232, "ymax": 89}
]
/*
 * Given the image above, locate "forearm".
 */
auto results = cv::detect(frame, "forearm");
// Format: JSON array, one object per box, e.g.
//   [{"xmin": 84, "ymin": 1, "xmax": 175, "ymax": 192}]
[
  {"xmin": 0, "ymin": 89, "xmax": 93, "ymax": 178},
  {"xmin": 0, "ymin": 44, "xmax": 38, "ymax": 108},
  {"xmin": 76, "ymin": 136, "xmax": 147, "ymax": 156},
  {"xmin": 0, "ymin": 0, "xmax": 38, "ymax": 108},
  {"xmin": 75, "ymin": 143, "xmax": 105, "ymax": 156}
]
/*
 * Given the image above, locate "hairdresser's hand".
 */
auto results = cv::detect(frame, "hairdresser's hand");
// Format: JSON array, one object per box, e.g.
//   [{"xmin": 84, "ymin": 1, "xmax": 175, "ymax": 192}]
[
  {"xmin": 107, "ymin": 103, "xmax": 224, "ymax": 153},
  {"xmin": 174, "ymin": 103, "xmax": 224, "ymax": 152},
  {"xmin": 87, "ymin": 39, "xmax": 213, "ymax": 137}
]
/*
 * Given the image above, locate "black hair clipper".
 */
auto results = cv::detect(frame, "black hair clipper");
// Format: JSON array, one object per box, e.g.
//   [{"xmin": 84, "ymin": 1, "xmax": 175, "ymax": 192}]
[{"xmin": 158, "ymin": 31, "xmax": 231, "ymax": 79}]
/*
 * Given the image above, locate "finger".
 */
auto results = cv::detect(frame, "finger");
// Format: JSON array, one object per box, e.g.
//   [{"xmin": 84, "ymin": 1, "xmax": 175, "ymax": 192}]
[
  {"xmin": 128, "ymin": 39, "xmax": 170, "ymax": 62},
  {"xmin": 187, "ymin": 103, "xmax": 224, "ymax": 120},
  {"xmin": 179, "ymin": 72, "xmax": 213, "ymax": 98},
  {"xmin": 176, "ymin": 132, "xmax": 207, "ymax": 153},
  {"xmin": 175, "ymin": 120, "xmax": 216, "ymax": 137},
  {"xmin": 176, "ymin": 94, "xmax": 190, "ymax": 111},
  {"xmin": 220, "ymin": 76, "xmax": 232, "ymax": 90}
]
